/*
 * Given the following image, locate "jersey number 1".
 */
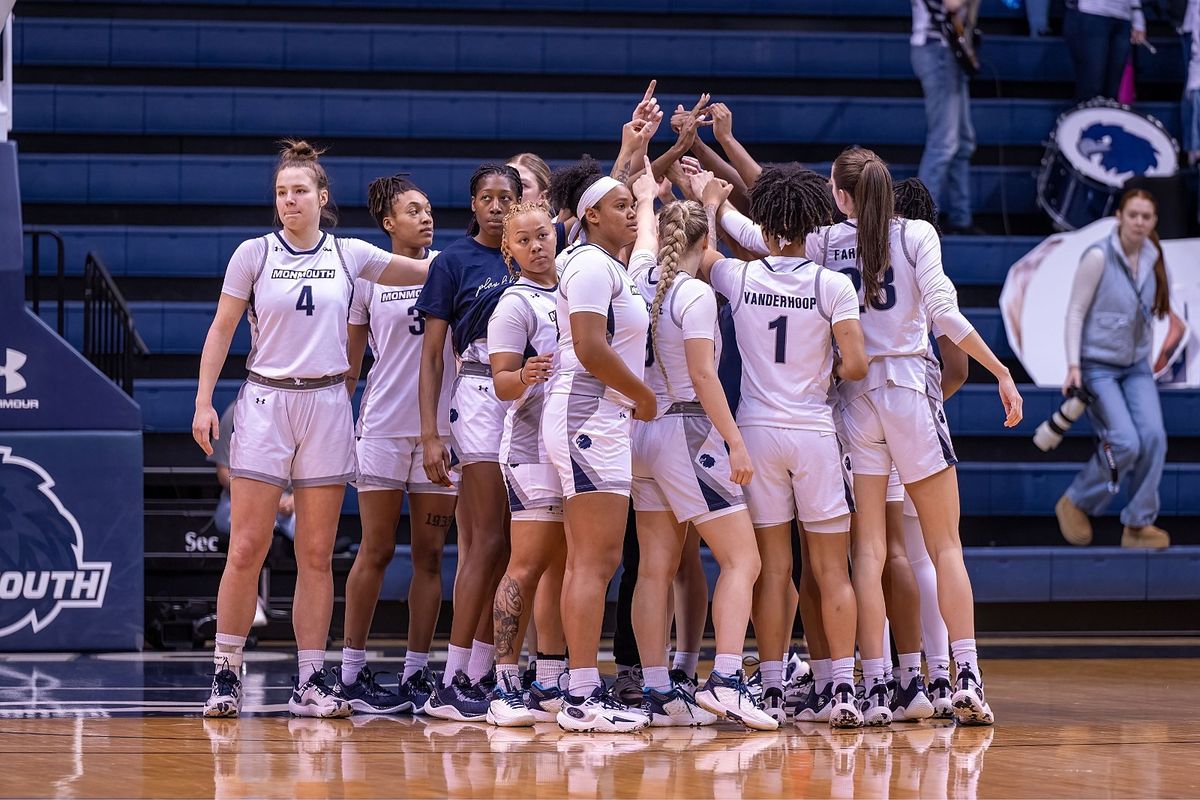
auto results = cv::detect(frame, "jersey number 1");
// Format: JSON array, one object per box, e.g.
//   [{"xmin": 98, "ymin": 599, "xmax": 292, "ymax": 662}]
[
  {"xmin": 296, "ymin": 285, "xmax": 315, "ymax": 316},
  {"xmin": 768, "ymin": 315, "xmax": 787, "ymax": 364}
]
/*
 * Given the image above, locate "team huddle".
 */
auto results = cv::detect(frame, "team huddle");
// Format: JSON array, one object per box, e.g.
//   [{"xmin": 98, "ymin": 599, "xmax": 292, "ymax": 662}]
[{"xmin": 191, "ymin": 84, "xmax": 1023, "ymax": 734}]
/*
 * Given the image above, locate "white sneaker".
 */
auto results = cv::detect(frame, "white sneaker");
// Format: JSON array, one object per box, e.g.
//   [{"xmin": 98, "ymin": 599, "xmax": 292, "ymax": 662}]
[
  {"xmin": 694, "ymin": 670, "xmax": 779, "ymax": 731},
  {"xmin": 642, "ymin": 684, "xmax": 718, "ymax": 727},
  {"xmin": 202, "ymin": 664, "xmax": 242, "ymax": 718},
  {"xmin": 859, "ymin": 682, "xmax": 893, "ymax": 727},
  {"xmin": 289, "ymin": 668, "xmax": 352, "ymax": 718},
  {"xmin": 760, "ymin": 687, "xmax": 787, "ymax": 725},
  {"xmin": 557, "ymin": 686, "xmax": 649, "ymax": 733},
  {"xmin": 487, "ymin": 673, "xmax": 535, "ymax": 728},
  {"xmin": 951, "ymin": 667, "xmax": 994, "ymax": 726},
  {"xmin": 929, "ymin": 676, "xmax": 954, "ymax": 719},
  {"xmin": 828, "ymin": 683, "xmax": 864, "ymax": 729}
]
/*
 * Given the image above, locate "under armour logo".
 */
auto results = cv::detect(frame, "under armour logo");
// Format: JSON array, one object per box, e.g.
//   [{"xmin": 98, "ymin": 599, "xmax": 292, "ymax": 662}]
[
  {"xmin": 0, "ymin": 349, "xmax": 27, "ymax": 394},
  {"xmin": 255, "ymin": 397, "xmax": 267, "ymax": 405}
]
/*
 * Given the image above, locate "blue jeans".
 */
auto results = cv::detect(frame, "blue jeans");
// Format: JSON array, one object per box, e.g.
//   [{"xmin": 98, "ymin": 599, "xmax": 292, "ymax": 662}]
[
  {"xmin": 1064, "ymin": 9, "xmax": 1132, "ymax": 102},
  {"xmin": 1065, "ymin": 360, "xmax": 1167, "ymax": 527},
  {"xmin": 911, "ymin": 43, "xmax": 976, "ymax": 229}
]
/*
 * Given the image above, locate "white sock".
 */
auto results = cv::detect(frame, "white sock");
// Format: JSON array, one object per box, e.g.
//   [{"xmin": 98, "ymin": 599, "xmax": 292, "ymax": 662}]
[
  {"xmin": 643, "ymin": 666, "xmax": 671, "ymax": 692},
  {"xmin": 567, "ymin": 667, "xmax": 602, "ymax": 697},
  {"xmin": 341, "ymin": 647, "xmax": 366, "ymax": 685},
  {"xmin": 862, "ymin": 657, "xmax": 887, "ymax": 688},
  {"xmin": 536, "ymin": 654, "xmax": 567, "ymax": 685},
  {"xmin": 760, "ymin": 660, "xmax": 785, "ymax": 692},
  {"xmin": 213, "ymin": 633, "xmax": 246, "ymax": 673},
  {"xmin": 881, "ymin": 618, "xmax": 893, "ymax": 682},
  {"xmin": 297, "ymin": 649, "xmax": 325, "ymax": 686},
  {"xmin": 443, "ymin": 643, "xmax": 471, "ymax": 687},
  {"xmin": 812, "ymin": 658, "xmax": 833, "ymax": 693},
  {"xmin": 903, "ymin": 511, "xmax": 951, "ymax": 674},
  {"xmin": 496, "ymin": 663, "xmax": 521, "ymax": 687},
  {"xmin": 403, "ymin": 651, "xmax": 429, "ymax": 683},
  {"xmin": 898, "ymin": 652, "xmax": 923, "ymax": 687},
  {"xmin": 831, "ymin": 657, "xmax": 856, "ymax": 691},
  {"xmin": 672, "ymin": 651, "xmax": 699, "ymax": 676},
  {"xmin": 467, "ymin": 639, "xmax": 496, "ymax": 683},
  {"xmin": 713, "ymin": 653, "xmax": 742, "ymax": 677},
  {"xmin": 951, "ymin": 638, "xmax": 979, "ymax": 680}
]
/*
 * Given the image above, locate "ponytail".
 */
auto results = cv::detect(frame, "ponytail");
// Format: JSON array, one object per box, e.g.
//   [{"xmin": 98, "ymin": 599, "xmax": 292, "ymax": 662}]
[
  {"xmin": 1149, "ymin": 230, "xmax": 1171, "ymax": 318},
  {"xmin": 650, "ymin": 201, "xmax": 709, "ymax": 396},
  {"xmin": 833, "ymin": 147, "xmax": 894, "ymax": 305}
]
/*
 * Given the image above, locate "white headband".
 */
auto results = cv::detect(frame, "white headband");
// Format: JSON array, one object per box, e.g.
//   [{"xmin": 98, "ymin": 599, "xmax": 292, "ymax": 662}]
[{"xmin": 575, "ymin": 176, "xmax": 623, "ymax": 221}]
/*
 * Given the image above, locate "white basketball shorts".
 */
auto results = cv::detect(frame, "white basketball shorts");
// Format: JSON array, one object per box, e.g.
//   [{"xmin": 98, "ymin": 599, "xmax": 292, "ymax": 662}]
[
  {"xmin": 230, "ymin": 381, "xmax": 355, "ymax": 488},
  {"xmin": 841, "ymin": 384, "xmax": 957, "ymax": 484},
  {"xmin": 354, "ymin": 435, "xmax": 458, "ymax": 495},
  {"xmin": 740, "ymin": 426, "xmax": 854, "ymax": 531},
  {"xmin": 543, "ymin": 392, "xmax": 633, "ymax": 499},
  {"xmin": 502, "ymin": 462, "xmax": 564, "ymax": 522},
  {"xmin": 449, "ymin": 367, "xmax": 509, "ymax": 467},
  {"xmin": 631, "ymin": 409, "xmax": 746, "ymax": 524}
]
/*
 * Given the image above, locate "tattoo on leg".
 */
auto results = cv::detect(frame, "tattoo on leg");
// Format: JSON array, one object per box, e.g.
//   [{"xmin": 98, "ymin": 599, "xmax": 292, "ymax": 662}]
[{"xmin": 492, "ymin": 574, "xmax": 524, "ymax": 659}]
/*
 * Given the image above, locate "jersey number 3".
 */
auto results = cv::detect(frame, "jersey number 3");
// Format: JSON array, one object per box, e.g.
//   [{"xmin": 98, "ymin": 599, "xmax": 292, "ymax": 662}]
[{"xmin": 296, "ymin": 285, "xmax": 315, "ymax": 316}]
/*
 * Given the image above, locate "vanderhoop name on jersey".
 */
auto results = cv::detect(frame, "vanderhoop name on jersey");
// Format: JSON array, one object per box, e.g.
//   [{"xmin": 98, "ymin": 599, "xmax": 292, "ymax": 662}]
[{"xmin": 741, "ymin": 290, "xmax": 819, "ymax": 310}]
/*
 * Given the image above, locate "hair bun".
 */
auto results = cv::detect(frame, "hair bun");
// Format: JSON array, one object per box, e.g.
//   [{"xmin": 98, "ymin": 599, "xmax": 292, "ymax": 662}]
[{"xmin": 278, "ymin": 138, "xmax": 325, "ymax": 162}]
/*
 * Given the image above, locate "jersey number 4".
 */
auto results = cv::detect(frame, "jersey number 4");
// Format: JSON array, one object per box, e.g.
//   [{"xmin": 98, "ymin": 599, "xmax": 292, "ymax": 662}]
[
  {"xmin": 296, "ymin": 285, "xmax": 315, "ymax": 316},
  {"xmin": 840, "ymin": 267, "xmax": 897, "ymax": 312}
]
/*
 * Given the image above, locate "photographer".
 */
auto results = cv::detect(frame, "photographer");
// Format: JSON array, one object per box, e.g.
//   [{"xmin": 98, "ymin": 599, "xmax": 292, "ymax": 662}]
[{"xmin": 1056, "ymin": 189, "xmax": 1170, "ymax": 549}]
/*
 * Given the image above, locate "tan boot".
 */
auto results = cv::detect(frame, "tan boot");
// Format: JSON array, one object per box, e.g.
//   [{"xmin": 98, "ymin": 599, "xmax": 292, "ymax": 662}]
[
  {"xmin": 1055, "ymin": 495, "xmax": 1093, "ymax": 546},
  {"xmin": 1121, "ymin": 524, "xmax": 1170, "ymax": 549}
]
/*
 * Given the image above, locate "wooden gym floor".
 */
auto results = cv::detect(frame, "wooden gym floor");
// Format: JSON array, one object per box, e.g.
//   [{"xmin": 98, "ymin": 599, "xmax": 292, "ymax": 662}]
[{"xmin": 0, "ymin": 649, "xmax": 1197, "ymax": 798}]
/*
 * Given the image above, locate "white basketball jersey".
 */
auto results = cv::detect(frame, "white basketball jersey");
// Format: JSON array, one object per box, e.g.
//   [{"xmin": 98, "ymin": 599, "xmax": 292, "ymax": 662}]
[
  {"xmin": 488, "ymin": 277, "xmax": 560, "ymax": 464},
  {"xmin": 549, "ymin": 243, "xmax": 650, "ymax": 409},
  {"xmin": 220, "ymin": 232, "xmax": 391, "ymax": 380},
  {"xmin": 805, "ymin": 219, "xmax": 972, "ymax": 402},
  {"xmin": 710, "ymin": 256, "xmax": 859, "ymax": 432},
  {"xmin": 629, "ymin": 249, "xmax": 720, "ymax": 414},
  {"xmin": 350, "ymin": 249, "xmax": 455, "ymax": 439}
]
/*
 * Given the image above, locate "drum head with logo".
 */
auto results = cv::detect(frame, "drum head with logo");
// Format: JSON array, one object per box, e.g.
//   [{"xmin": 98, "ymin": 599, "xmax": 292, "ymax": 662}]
[{"xmin": 1054, "ymin": 100, "xmax": 1178, "ymax": 188}]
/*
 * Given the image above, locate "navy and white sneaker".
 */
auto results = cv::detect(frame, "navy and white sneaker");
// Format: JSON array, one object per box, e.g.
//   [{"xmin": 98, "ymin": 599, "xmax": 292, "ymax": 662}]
[
  {"xmin": 784, "ymin": 669, "xmax": 815, "ymax": 719},
  {"xmin": 487, "ymin": 672, "xmax": 535, "ymax": 727},
  {"xmin": 929, "ymin": 676, "xmax": 955, "ymax": 719},
  {"xmin": 694, "ymin": 670, "xmax": 778, "ymax": 731},
  {"xmin": 520, "ymin": 665, "xmax": 537, "ymax": 692},
  {"xmin": 202, "ymin": 663, "xmax": 242, "ymax": 718},
  {"xmin": 828, "ymin": 682, "xmax": 864, "ymax": 729},
  {"xmin": 891, "ymin": 674, "xmax": 935, "ymax": 722},
  {"xmin": 795, "ymin": 684, "xmax": 834, "ymax": 723},
  {"xmin": 557, "ymin": 685, "xmax": 649, "ymax": 733},
  {"xmin": 422, "ymin": 669, "xmax": 490, "ymax": 722},
  {"xmin": 859, "ymin": 682, "xmax": 893, "ymax": 726},
  {"xmin": 668, "ymin": 669, "xmax": 699, "ymax": 698},
  {"xmin": 289, "ymin": 668, "xmax": 352, "ymax": 718},
  {"xmin": 761, "ymin": 687, "xmax": 787, "ymax": 724},
  {"xmin": 951, "ymin": 667, "xmax": 994, "ymax": 726},
  {"xmin": 398, "ymin": 667, "xmax": 437, "ymax": 715},
  {"xmin": 478, "ymin": 668, "xmax": 498, "ymax": 696},
  {"xmin": 642, "ymin": 683, "xmax": 718, "ymax": 727},
  {"xmin": 525, "ymin": 679, "xmax": 565, "ymax": 723},
  {"xmin": 335, "ymin": 667, "xmax": 411, "ymax": 715}
]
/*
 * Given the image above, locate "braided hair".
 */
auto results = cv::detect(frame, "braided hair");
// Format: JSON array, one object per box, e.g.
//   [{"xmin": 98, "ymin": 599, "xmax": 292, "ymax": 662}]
[
  {"xmin": 833, "ymin": 146, "xmax": 894, "ymax": 306},
  {"xmin": 273, "ymin": 138, "xmax": 337, "ymax": 227},
  {"xmin": 893, "ymin": 177, "xmax": 939, "ymax": 232},
  {"xmin": 467, "ymin": 163, "xmax": 523, "ymax": 236},
  {"xmin": 650, "ymin": 201, "xmax": 709, "ymax": 396},
  {"xmin": 747, "ymin": 163, "xmax": 834, "ymax": 246},
  {"xmin": 366, "ymin": 173, "xmax": 426, "ymax": 234},
  {"xmin": 499, "ymin": 201, "xmax": 555, "ymax": 281}
]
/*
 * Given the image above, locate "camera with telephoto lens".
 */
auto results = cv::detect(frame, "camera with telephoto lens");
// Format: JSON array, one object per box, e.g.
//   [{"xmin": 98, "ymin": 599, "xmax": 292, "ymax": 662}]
[{"xmin": 1033, "ymin": 386, "xmax": 1096, "ymax": 452}]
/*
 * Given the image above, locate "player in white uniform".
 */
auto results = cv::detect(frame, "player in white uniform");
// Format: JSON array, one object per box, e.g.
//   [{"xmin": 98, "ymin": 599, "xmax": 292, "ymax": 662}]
[
  {"xmin": 629, "ymin": 193, "xmax": 777, "ymax": 731},
  {"xmin": 192, "ymin": 140, "xmax": 435, "ymax": 718},
  {"xmin": 333, "ymin": 175, "xmax": 457, "ymax": 715},
  {"xmin": 542, "ymin": 161, "xmax": 656, "ymax": 733},
  {"xmin": 706, "ymin": 164, "xmax": 869, "ymax": 729},
  {"xmin": 415, "ymin": 164, "xmax": 522, "ymax": 721},
  {"xmin": 481, "ymin": 202, "xmax": 568, "ymax": 727},
  {"xmin": 810, "ymin": 147, "xmax": 1023, "ymax": 726}
]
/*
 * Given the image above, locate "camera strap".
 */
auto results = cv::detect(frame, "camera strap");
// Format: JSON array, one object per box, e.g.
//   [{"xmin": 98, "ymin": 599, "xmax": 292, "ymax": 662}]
[
  {"xmin": 1106, "ymin": 238, "xmax": 1153, "ymax": 325},
  {"xmin": 1101, "ymin": 441, "xmax": 1120, "ymax": 495}
]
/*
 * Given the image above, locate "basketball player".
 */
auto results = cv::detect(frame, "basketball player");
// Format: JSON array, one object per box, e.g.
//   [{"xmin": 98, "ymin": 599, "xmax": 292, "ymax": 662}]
[
  {"xmin": 811, "ymin": 147, "xmax": 1022, "ymax": 726},
  {"xmin": 415, "ymin": 164, "xmax": 523, "ymax": 722},
  {"xmin": 336, "ymin": 175, "xmax": 457, "ymax": 715},
  {"xmin": 194, "ymin": 140, "xmax": 436, "ymax": 718},
  {"xmin": 703, "ymin": 164, "xmax": 868, "ymax": 729},
  {"xmin": 543, "ymin": 159, "xmax": 657, "ymax": 733},
  {"xmin": 483, "ymin": 202, "xmax": 568, "ymax": 727},
  {"xmin": 629, "ymin": 188, "xmax": 777, "ymax": 731}
]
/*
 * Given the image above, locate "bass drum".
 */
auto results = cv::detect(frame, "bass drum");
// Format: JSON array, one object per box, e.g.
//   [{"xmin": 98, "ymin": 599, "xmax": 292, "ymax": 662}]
[{"xmin": 1037, "ymin": 99, "xmax": 1178, "ymax": 231}]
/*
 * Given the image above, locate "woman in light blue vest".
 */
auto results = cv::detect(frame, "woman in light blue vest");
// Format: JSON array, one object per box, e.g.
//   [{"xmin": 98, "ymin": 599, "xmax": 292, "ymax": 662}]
[{"xmin": 1056, "ymin": 189, "xmax": 1171, "ymax": 549}]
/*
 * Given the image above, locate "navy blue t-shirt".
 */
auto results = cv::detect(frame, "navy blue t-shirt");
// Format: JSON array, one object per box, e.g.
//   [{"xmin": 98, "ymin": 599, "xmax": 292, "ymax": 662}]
[{"xmin": 414, "ymin": 235, "xmax": 512, "ymax": 357}]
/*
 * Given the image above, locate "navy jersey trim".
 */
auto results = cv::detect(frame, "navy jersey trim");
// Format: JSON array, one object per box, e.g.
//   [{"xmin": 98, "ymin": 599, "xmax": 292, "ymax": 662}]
[{"xmin": 273, "ymin": 231, "xmax": 328, "ymax": 256}]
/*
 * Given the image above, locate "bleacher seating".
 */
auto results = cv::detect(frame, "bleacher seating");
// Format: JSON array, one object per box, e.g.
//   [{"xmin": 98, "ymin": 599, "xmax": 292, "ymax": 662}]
[{"xmin": 16, "ymin": 0, "xmax": 1199, "ymax": 635}]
